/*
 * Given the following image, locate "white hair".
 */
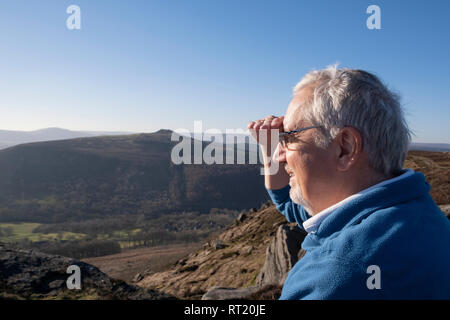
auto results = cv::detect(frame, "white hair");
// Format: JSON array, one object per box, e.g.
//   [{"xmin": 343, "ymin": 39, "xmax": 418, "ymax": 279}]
[{"xmin": 293, "ymin": 65, "xmax": 411, "ymax": 176}]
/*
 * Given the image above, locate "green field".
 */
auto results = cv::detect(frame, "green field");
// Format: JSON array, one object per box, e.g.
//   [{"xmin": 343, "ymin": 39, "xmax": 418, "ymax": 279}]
[
  {"xmin": 0, "ymin": 223, "xmax": 142, "ymax": 247},
  {"xmin": 0, "ymin": 222, "xmax": 87, "ymax": 243}
]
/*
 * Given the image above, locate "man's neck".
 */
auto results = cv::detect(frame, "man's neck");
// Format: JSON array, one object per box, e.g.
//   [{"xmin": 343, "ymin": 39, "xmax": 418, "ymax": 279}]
[{"xmin": 311, "ymin": 169, "xmax": 393, "ymax": 215}]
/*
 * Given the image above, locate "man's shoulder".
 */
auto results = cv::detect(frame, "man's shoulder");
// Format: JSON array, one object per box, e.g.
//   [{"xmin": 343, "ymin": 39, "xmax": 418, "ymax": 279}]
[
  {"xmin": 357, "ymin": 196, "xmax": 450, "ymax": 241},
  {"xmin": 285, "ymin": 195, "xmax": 450, "ymax": 299},
  {"xmin": 322, "ymin": 196, "xmax": 450, "ymax": 269}
]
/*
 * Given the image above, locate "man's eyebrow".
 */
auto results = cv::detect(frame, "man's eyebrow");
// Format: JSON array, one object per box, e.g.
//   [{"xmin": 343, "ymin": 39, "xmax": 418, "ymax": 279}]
[{"xmin": 283, "ymin": 119, "xmax": 303, "ymax": 132}]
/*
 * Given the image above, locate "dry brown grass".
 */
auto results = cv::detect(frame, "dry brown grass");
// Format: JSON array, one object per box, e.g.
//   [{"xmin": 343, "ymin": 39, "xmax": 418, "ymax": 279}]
[
  {"xmin": 404, "ymin": 151, "xmax": 450, "ymax": 205},
  {"xmin": 83, "ymin": 243, "xmax": 202, "ymax": 282}
]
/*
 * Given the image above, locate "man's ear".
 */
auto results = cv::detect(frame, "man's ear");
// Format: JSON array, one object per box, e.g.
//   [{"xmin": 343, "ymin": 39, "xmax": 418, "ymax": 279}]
[{"xmin": 336, "ymin": 127, "xmax": 363, "ymax": 171}]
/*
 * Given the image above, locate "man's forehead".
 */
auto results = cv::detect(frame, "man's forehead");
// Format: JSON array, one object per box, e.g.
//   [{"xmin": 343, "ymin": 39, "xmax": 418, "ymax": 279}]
[
  {"xmin": 283, "ymin": 97, "xmax": 302, "ymax": 131},
  {"xmin": 283, "ymin": 89, "xmax": 312, "ymax": 131}
]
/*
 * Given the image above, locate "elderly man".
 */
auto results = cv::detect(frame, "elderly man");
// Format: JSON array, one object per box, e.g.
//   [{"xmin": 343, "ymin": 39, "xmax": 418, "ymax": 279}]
[{"xmin": 248, "ymin": 66, "xmax": 450, "ymax": 299}]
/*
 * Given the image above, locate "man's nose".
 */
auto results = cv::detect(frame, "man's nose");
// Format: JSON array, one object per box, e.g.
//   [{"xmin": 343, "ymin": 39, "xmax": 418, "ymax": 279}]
[{"xmin": 272, "ymin": 143, "xmax": 287, "ymax": 163}]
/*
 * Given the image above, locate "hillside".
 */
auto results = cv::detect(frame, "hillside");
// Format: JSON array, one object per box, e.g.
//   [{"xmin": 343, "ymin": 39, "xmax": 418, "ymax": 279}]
[
  {"xmin": 138, "ymin": 202, "xmax": 288, "ymax": 299},
  {"xmin": 1, "ymin": 149, "xmax": 449, "ymax": 299},
  {"xmin": 0, "ymin": 136, "xmax": 448, "ymax": 260},
  {"xmin": 2, "ymin": 203, "xmax": 448, "ymax": 300},
  {"xmin": 409, "ymin": 143, "xmax": 450, "ymax": 152},
  {"xmin": 0, "ymin": 128, "xmax": 132, "ymax": 150},
  {"xmin": 0, "ymin": 129, "xmax": 268, "ymax": 223},
  {"xmin": 1, "ymin": 129, "xmax": 448, "ymax": 225}
]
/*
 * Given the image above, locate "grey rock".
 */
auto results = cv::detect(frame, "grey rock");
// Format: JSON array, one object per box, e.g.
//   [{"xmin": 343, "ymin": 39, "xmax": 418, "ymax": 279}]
[
  {"xmin": 211, "ymin": 240, "xmax": 226, "ymax": 250},
  {"xmin": 260, "ymin": 201, "xmax": 272, "ymax": 209},
  {"xmin": 176, "ymin": 258, "xmax": 188, "ymax": 266},
  {"xmin": 132, "ymin": 273, "xmax": 143, "ymax": 283},
  {"xmin": 0, "ymin": 245, "xmax": 176, "ymax": 300},
  {"xmin": 272, "ymin": 221, "xmax": 284, "ymax": 228},
  {"xmin": 241, "ymin": 245, "xmax": 253, "ymax": 255},
  {"xmin": 236, "ymin": 213, "xmax": 247, "ymax": 223},
  {"xmin": 256, "ymin": 224, "xmax": 307, "ymax": 287},
  {"xmin": 48, "ymin": 280, "xmax": 65, "ymax": 289},
  {"xmin": 202, "ymin": 286, "xmax": 262, "ymax": 300},
  {"xmin": 439, "ymin": 204, "xmax": 450, "ymax": 219}
]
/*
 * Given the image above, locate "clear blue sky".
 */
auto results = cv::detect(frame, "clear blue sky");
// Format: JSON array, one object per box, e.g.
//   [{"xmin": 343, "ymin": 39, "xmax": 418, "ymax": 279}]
[{"xmin": 0, "ymin": 0, "xmax": 449, "ymax": 143}]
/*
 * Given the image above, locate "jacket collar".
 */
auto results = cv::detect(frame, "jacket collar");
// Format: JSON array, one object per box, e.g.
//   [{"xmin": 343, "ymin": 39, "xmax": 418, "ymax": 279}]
[
  {"xmin": 302, "ymin": 169, "xmax": 415, "ymax": 233},
  {"xmin": 310, "ymin": 170, "xmax": 430, "ymax": 239}
]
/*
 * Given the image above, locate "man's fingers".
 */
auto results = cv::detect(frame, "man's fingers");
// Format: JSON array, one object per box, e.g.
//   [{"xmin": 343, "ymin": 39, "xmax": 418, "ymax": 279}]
[
  {"xmin": 272, "ymin": 117, "xmax": 285, "ymax": 133},
  {"xmin": 272, "ymin": 117, "xmax": 281, "ymax": 126},
  {"xmin": 271, "ymin": 116, "xmax": 283, "ymax": 127},
  {"xmin": 261, "ymin": 118, "xmax": 272, "ymax": 129},
  {"xmin": 253, "ymin": 120, "xmax": 265, "ymax": 131},
  {"xmin": 248, "ymin": 116, "xmax": 282, "ymax": 142}
]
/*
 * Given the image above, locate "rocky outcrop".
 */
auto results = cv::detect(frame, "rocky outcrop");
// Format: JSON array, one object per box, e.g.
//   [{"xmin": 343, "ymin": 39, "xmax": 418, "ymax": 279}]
[
  {"xmin": 210, "ymin": 239, "xmax": 227, "ymax": 250},
  {"xmin": 256, "ymin": 224, "xmax": 307, "ymax": 286},
  {"xmin": 439, "ymin": 204, "xmax": 450, "ymax": 218},
  {"xmin": 200, "ymin": 224, "xmax": 307, "ymax": 300},
  {"xmin": 0, "ymin": 243, "xmax": 175, "ymax": 300}
]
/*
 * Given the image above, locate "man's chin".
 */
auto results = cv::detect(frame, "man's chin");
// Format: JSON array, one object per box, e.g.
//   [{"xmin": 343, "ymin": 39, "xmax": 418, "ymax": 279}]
[
  {"xmin": 289, "ymin": 186, "xmax": 302, "ymax": 205},
  {"xmin": 288, "ymin": 178, "xmax": 297, "ymax": 189},
  {"xmin": 289, "ymin": 187, "xmax": 313, "ymax": 214}
]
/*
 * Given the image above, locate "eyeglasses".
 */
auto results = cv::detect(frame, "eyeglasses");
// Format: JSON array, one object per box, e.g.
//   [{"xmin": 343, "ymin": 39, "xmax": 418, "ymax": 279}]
[{"xmin": 279, "ymin": 125, "xmax": 322, "ymax": 151}]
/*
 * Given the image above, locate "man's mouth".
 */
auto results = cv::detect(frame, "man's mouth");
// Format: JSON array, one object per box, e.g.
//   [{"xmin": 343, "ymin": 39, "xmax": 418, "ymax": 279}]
[
  {"xmin": 285, "ymin": 166, "xmax": 295, "ymax": 178},
  {"xmin": 287, "ymin": 171, "xmax": 296, "ymax": 184}
]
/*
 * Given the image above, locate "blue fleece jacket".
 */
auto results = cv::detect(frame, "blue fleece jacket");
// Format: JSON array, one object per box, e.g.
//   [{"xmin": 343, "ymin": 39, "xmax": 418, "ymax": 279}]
[{"xmin": 267, "ymin": 170, "xmax": 450, "ymax": 299}]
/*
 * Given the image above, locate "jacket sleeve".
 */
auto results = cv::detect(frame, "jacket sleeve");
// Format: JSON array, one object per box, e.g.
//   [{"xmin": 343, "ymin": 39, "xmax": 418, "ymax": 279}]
[
  {"xmin": 280, "ymin": 255, "xmax": 385, "ymax": 300},
  {"xmin": 266, "ymin": 185, "xmax": 311, "ymax": 230}
]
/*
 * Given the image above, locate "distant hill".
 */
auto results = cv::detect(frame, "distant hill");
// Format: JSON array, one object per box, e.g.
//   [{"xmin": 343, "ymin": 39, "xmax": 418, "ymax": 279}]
[
  {"xmin": 0, "ymin": 127, "xmax": 133, "ymax": 150},
  {"xmin": 0, "ymin": 128, "xmax": 448, "ymax": 224},
  {"xmin": 0, "ymin": 129, "xmax": 268, "ymax": 223},
  {"xmin": 409, "ymin": 143, "xmax": 450, "ymax": 152}
]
